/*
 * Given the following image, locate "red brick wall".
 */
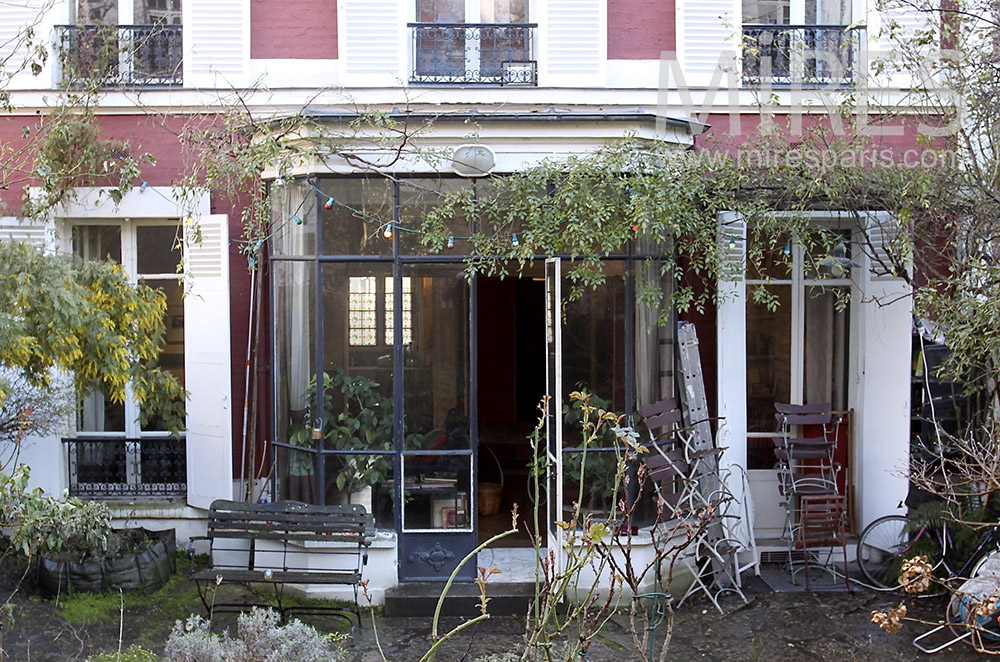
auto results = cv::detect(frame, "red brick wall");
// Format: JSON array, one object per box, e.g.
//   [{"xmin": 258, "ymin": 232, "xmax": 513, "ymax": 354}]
[
  {"xmin": 250, "ymin": 0, "xmax": 338, "ymax": 59},
  {"xmin": 607, "ymin": 0, "xmax": 675, "ymax": 59}
]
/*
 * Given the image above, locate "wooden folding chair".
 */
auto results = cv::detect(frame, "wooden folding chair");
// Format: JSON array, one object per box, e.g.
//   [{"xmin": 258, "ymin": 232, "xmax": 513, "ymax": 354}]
[{"xmin": 794, "ymin": 494, "xmax": 851, "ymax": 591}]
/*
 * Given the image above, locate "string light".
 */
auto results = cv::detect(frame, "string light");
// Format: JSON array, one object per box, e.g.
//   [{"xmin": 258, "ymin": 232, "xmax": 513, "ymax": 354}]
[
  {"xmin": 783, "ymin": 241, "xmax": 791, "ymax": 256},
  {"xmin": 324, "ymin": 197, "xmax": 335, "ymax": 210},
  {"xmin": 512, "ymin": 233, "xmax": 519, "ymax": 247},
  {"xmin": 139, "ymin": 181, "xmax": 148, "ymax": 191},
  {"xmin": 292, "ymin": 214, "xmax": 303, "ymax": 225},
  {"xmin": 382, "ymin": 224, "xmax": 394, "ymax": 239},
  {"xmin": 728, "ymin": 235, "xmax": 737, "ymax": 250},
  {"xmin": 447, "ymin": 236, "xmax": 455, "ymax": 249}
]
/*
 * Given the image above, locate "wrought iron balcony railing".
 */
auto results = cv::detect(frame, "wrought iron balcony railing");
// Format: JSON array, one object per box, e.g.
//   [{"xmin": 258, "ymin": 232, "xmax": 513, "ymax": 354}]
[
  {"xmin": 64, "ymin": 437, "xmax": 186, "ymax": 498},
  {"xmin": 409, "ymin": 23, "xmax": 537, "ymax": 85},
  {"xmin": 742, "ymin": 25, "xmax": 865, "ymax": 88},
  {"xmin": 56, "ymin": 24, "xmax": 183, "ymax": 87}
]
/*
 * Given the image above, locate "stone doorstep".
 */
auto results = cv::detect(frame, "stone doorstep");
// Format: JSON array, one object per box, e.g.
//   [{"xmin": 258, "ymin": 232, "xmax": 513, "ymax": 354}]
[{"xmin": 384, "ymin": 581, "xmax": 536, "ymax": 617}]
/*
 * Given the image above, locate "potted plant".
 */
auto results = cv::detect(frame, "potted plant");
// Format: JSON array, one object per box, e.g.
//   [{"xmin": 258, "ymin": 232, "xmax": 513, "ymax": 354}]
[{"xmin": 288, "ymin": 369, "xmax": 395, "ymax": 510}]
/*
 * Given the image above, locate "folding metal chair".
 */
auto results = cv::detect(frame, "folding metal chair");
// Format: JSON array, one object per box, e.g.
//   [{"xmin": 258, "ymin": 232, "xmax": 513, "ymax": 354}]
[
  {"xmin": 773, "ymin": 403, "xmax": 841, "ymax": 542},
  {"xmin": 644, "ymin": 444, "xmax": 726, "ymax": 612}
]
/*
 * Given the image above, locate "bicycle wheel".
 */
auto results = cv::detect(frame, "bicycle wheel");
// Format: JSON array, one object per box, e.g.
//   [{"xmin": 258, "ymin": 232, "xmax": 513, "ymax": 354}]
[
  {"xmin": 857, "ymin": 515, "xmax": 910, "ymax": 590},
  {"xmin": 947, "ymin": 551, "xmax": 1000, "ymax": 652}
]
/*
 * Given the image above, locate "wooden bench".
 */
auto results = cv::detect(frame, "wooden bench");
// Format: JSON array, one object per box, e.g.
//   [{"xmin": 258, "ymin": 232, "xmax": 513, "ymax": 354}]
[{"xmin": 190, "ymin": 499, "xmax": 371, "ymax": 628}]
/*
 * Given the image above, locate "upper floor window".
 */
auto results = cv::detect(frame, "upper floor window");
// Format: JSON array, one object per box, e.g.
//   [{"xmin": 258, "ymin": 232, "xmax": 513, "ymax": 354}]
[
  {"xmin": 742, "ymin": 0, "xmax": 862, "ymax": 88},
  {"xmin": 409, "ymin": 0, "xmax": 537, "ymax": 85},
  {"xmin": 58, "ymin": 0, "xmax": 183, "ymax": 87}
]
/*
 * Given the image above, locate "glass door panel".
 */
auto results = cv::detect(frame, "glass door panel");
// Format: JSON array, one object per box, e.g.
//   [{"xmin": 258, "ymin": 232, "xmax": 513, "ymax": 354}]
[
  {"xmin": 398, "ymin": 263, "xmax": 476, "ymax": 581},
  {"xmin": 544, "ymin": 258, "xmax": 563, "ymax": 572},
  {"xmin": 746, "ymin": 284, "xmax": 792, "ymax": 469}
]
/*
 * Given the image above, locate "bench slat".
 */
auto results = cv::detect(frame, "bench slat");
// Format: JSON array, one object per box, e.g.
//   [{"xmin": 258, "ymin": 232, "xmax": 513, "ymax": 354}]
[{"xmin": 192, "ymin": 569, "xmax": 361, "ymax": 585}]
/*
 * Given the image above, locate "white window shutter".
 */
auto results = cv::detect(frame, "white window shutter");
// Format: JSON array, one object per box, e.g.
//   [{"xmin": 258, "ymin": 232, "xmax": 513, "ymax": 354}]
[
  {"xmin": 0, "ymin": 217, "xmax": 53, "ymax": 250},
  {"xmin": 184, "ymin": 214, "xmax": 233, "ymax": 509},
  {"xmin": 676, "ymin": 0, "xmax": 738, "ymax": 87},
  {"xmin": 871, "ymin": 2, "xmax": 935, "ymax": 88},
  {"xmin": 862, "ymin": 211, "xmax": 908, "ymax": 281},
  {"xmin": 339, "ymin": 0, "xmax": 403, "ymax": 87},
  {"xmin": 184, "ymin": 0, "xmax": 249, "ymax": 89},
  {"xmin": 855, "ymin": 228, "xmax": 911, "ymax": 529},
  {"xmin": 538, "ymin": 0, "xmax": 605, "ymax": 86},
  {"xmin": 716, "ymin": 212, "xmax": 747, "ymax": 471},
  {"xmin": 0, "ymin": 0, "xmax": 53, "ymax": 90}
]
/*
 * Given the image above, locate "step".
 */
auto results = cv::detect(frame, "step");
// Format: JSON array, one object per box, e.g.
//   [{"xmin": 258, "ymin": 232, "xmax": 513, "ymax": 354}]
[{"xmin": 383, "ymin": 581, "xmax": 535, "ymax": 617}]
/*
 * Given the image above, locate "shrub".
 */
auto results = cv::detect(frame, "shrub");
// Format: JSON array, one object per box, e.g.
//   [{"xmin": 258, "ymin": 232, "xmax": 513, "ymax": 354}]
[
  {"xmin": 87, "ymin": 645, "xmax": 159, "ymax": 662},
  {"xmin": 163, "ymin": 608, "xmax": 347, "ymax": 662},
  {"xmin": 0, "ymin": 465, "xmax": 112, "ymax": 558}
]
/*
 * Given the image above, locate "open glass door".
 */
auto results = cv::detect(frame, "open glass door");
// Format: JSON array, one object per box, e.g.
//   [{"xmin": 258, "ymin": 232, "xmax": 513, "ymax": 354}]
[{"xmin": 544, "ymin": 257, "xmax": 564, "ymax": 571}]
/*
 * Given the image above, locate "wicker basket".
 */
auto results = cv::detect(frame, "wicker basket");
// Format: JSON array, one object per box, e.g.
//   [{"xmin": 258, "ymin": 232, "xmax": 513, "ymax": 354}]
[{"xmin": 479, "ymin": 482, "xmax": 503, "ymax": 516}]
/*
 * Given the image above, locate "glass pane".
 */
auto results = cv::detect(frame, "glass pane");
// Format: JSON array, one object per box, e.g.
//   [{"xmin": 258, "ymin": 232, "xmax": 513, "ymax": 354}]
[
  {"xmin": 418, "ymin": 0, "xmax": 464, "ymax": 21},
  {"xmin": 398, "ymin": 178, "xmax": 475, "ymax": 256},
  {"xmin": 562, "ymin": 262, "xmax": 627, "ymax": 420},
  {"xmin": 136, "ymin": 225, "xmax": 181, "ymax": 275},
  {"xmin": 804, "ymin": 229, "xmax": 852, "ymax": 280},
  {"xmin": 274, "ymin": 261, "xmax": 316, "ymax": 451},
  {"xmin": 78, "ymin": 389, "xmax": 125, "ymax": 432},
  {"xmin": 804, "ymin": 0, "xmax": 849, "ymax": 24},
  {"xmin": 277, "ymin": 444, "xmax": 318, "ymax": 503},
  {"xmin": 139, "ymin": 438, "xmax": 185, "ymax": 484},
  {"xmin": 746, "ymin": 285, "xmax": 791, "ymax": 436},
  {"xmin": 74, "ymin": 439, "xmax": 127, "ymax": 483},
  {"xmin": 140, "ymin": 278, "xmax": 185, "ymax": 431},
  {"xmin": 634, "ymin": 258, "xmax": 674, "ymax": 415},
  {"xmin": 271, "ymin": 181, "xmax": 317, "ymax": 257},
  {"xmin": 384, "ymin": 276, "xmax": 413, "ymax": 345},
  {"xmin": 743, "ymin": 0, "xmax": 789, "ymax": 23},
  {"xmin": 804, "ymin": 286, "xmax": 849, "ymax": 410},
  {"xmin": 320, "ymin": 178, "xmax": 394, "ymax": 256},
  {"xmin": 322, "ymin": 264, "xmax": 394, "ymax": 450},
  {"xmin": 349, "ymin": 276, "xmax": 378, "ymax": 346},
  {"xmin": 747, "ymin": 232, "xmax": 792, "ymax": 280},
  {"xmin": 325, "ymin": 454, "xmax": 395, "ymax": 528},
  {"xmin": 402, "ymin": 264, "xmax": 470, "ymax": 445},
  {"xmin": 482, "ymin": 0, "xmax": 526, "ymax": 22},
  {"xmin": 562, "ymin": 451, "xmax": 621, "ymax": 519},
  {"xmin": 73, "ymin": 225, "xmax": 121, "ymax": 263},
  {"xmin": 403, "ymin": 454, "xmax": 472, "ymax": 530},
  {"xmin": 134, "ymin": 0, "xmax": 182, "ymax": 23},
  {"xmin": 78, "ymin": 0, "xmax": 117, "ymax": 22}
]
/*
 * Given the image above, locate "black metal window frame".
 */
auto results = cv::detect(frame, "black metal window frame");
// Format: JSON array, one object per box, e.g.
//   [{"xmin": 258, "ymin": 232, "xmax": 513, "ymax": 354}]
[
  {"xmin": 741, "ymin": 24, "xmax": 865, "ymax": 88},
  {"xmin": 408, "ymin": 22, "xmax": 538, "ymax": 86},
  {"xmin": 270, "ymin": 174, "xmax": 676, "ymax": 534},
  {"xmin": 56, "ymin": 23, "xmax": 183, "ymax": 88},
  {"xmin": 63, "ymin": 436, "xmax": 187, "ymax": 499}
]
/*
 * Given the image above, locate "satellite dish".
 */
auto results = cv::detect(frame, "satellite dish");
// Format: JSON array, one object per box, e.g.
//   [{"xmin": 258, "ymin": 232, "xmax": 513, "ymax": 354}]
[{"xmin": 452, "ymin": 144, "xmax": 496, "ymax": 177}]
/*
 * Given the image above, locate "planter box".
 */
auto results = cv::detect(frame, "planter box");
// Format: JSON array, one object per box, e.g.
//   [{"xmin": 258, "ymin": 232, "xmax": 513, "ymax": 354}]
[{"xmin": 38, "ymin": 528, "xmax": 175, "ymax": 598}]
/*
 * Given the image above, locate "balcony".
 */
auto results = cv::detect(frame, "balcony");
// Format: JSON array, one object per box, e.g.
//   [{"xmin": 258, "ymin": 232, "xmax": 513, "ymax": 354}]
[
  {"xmin": 742, "ymin": 25, "xmax": 864, "ymax": 88},
  {"xmin": 64, "ymin": 437, "xmax": 186, "ymax": 498},
  {"xmin": 409, "ymin": 23, "xmax": 537, "ymax": 85},
  {"xmin": 56, "ymin": 24, "xmax": 183, "ymax": 87}
]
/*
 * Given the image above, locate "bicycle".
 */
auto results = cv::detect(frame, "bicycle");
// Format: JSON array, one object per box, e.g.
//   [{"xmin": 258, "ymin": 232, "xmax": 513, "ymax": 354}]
[
  {"xmin": 856, "ymin": 508, "xmax": 1000, "ymax": 593},
  {"xmin": 858, "ymin": 508, "xmax": 1000, "ymax": 653}
]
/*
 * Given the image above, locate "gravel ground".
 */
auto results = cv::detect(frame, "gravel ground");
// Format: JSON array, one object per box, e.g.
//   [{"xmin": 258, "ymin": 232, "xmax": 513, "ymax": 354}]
[{"xmin": 0, "ymin": 557, "xmax": 991, "ymax": 662}]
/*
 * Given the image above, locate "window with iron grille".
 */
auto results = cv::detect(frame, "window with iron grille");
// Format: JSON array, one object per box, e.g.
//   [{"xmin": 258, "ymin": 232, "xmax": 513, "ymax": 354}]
[{"xmin": 68, "ymin": 221, "xmax": 186, "ymax": 499}]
